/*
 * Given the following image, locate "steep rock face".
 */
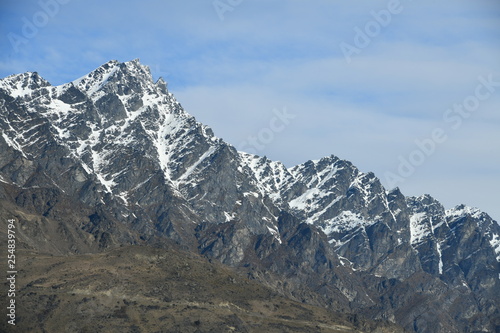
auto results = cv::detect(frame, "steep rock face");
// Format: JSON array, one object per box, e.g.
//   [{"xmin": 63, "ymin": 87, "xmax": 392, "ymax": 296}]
[
  {"xmin": 0, "ymin": 176, "xmax": 137, "ymax": 254},
  {"xmin": 407, "ymin": 197, "xmax": 500, "ymax": 306},
  {"xmin": 1, "ymin": 65, "xmax": 189, "ymax": 248},
  {"xmin": 0, "ymin": 60, "xmax": 281, "ymax": 249},
  {"xmin": 1, "ymin": 60, "xmax": 499, "ymax": 333},
  {"xmin": 244, "ymin": 154, "xmax": 420, "ymax": 279},
  {"xmin": 245, "ymin": 152, "xmax": 500, "ymax": 332}
]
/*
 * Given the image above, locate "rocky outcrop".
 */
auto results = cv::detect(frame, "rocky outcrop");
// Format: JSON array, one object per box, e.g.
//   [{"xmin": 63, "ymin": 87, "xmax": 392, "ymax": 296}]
[{"xmin": 1, "ymin": 59, "xmax": 499, "ymax": 332}]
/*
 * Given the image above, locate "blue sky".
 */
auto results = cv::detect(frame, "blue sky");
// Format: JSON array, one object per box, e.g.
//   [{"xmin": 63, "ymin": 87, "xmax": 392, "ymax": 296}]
[{"xmin": 1, "ymin": 0, "xmax": 500, "ymax": 220}]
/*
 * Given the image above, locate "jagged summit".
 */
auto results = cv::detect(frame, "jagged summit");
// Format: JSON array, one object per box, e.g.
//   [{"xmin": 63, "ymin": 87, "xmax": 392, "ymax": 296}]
[
  {"xmin": 71, "ymin": 59, "xmax": 156, "ymax": 99},
  {"xmin": 1, "ymin": 60, "xmax": 499, "ymax": 332},
  {"xmin": 0, "ymin": 71, "xmax": 51, "ymax": 97}
]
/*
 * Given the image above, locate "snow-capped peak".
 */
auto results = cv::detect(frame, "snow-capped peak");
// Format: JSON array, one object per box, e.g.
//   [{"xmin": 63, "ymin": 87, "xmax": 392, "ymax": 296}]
[
  {"xmin": 445, "ymin": 204, "xmax": 483, "ymax": 220},
  {"xmin": 0, "ymin": 71, "xmax": 51, "ymax": 98},
  {"xmin": 239, "ymin": 152, "xmax": 293, "ymax": 202},
  {"xmin": 72, "ymin": 60, "xmax": 120, "ymax": 97},
  {"xmin": 71, "ymin": 59, "xmax": 155, "ymax": 101}
]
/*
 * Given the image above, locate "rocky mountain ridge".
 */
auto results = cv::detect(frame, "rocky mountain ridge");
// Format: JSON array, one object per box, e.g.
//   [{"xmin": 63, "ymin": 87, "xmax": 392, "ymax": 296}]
[{"xmin": 1, "ymin": 59, "xmax": 499, "ymax": 332}]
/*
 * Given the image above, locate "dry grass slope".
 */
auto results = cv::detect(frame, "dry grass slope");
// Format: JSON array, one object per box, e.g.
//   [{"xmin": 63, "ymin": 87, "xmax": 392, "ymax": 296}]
[{"xmin": 1, "ymin": 246, "xmax": 379, "ymax": 333}]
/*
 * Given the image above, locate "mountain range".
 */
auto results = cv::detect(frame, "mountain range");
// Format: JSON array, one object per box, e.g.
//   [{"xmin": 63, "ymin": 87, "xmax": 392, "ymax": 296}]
[{"xmin": 1, "ymin": 59, "xmax": 499, "ymax": 332}]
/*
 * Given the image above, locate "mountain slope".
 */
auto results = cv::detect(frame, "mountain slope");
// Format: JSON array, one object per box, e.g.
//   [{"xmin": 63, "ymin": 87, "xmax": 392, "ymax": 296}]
[
  {"xmin": 2, "ymin": 246, "xmax": 408, "ymax": 333},
  {"xmin": 1, "ymin": 59, "xmax": 499, "ymax": 333}
]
